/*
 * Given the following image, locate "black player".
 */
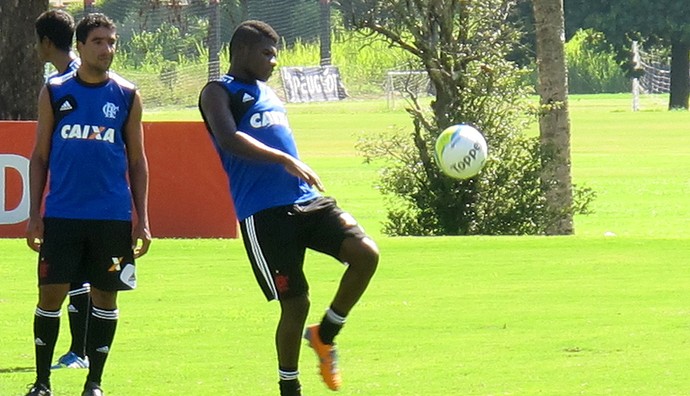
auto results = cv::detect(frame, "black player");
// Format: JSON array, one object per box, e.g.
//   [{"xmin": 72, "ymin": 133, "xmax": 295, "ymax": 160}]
[{"xmin": 198, "ymin": 20, "xmax": 379, "ymax": 396}]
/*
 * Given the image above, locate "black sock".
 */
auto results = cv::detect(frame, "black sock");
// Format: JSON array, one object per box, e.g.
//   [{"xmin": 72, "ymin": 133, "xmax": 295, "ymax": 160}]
[
  {"xmin": 319, "ymin": 306, "xmax": 347, "ymax": 345},
  {"xmin": 278, "ymin": 367, "xmax": 301, "ymax": 396},
  {"xmin": 86, "ymin": 307, "xmax": 118, "ymax": 385},
  {"xmin": 67, "ymin": 284, "xmax": 90, "ymax": 357},
  {"xmin": 34, "ymin": 307, "xmax": 61, "ymax": 386}
]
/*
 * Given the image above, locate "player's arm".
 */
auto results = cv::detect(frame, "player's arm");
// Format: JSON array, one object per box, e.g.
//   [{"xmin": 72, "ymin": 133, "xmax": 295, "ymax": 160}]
[
  {"xmin": 26, "ymin": 86, "xmax": 53, "ymax": 252},
  {"xmin": 124, "ymin": 90, "xmax": 151, "ymax": 258},
  {"xmin": 199, "ymin": 83, "xmax": 324, "ymax": 191}
]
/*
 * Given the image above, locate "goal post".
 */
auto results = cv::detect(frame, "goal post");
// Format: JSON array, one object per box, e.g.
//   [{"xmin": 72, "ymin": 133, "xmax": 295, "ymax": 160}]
[
  {"xmin": 385, "ymin": 70, "xmax": 433, "ymax": 108},
  {"xmin": 631, "ymin": 40, "xmax": 672, "ymax": 111}
]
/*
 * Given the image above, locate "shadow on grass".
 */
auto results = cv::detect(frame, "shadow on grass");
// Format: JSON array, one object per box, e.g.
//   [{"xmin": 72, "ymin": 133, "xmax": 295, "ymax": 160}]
[{"xmin": 0, "ymin": 366, "xmax": 34, "ymax": 373}]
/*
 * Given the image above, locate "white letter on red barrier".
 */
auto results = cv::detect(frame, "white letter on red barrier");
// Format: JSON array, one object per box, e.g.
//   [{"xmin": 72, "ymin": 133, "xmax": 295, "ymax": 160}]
[{"xmin": 0, "ymin": 154, "xmax": 30, "ymax": 225}]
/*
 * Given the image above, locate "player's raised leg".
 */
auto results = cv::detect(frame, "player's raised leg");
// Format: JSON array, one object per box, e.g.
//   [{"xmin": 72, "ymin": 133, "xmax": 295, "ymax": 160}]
[{"xmin": 305, "ymin": 236, "xmax": 379, "ymax": 391}]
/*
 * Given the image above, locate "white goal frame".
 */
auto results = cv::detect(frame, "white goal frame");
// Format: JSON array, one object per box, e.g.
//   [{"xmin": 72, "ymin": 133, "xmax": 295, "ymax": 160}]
[
  {"xmin": 385, "ymin": 70, "xmax": 432, "ymax": 108},
  {"xmin": 631, "ymin": 40, "xmax": 672, "ymax": 111}
]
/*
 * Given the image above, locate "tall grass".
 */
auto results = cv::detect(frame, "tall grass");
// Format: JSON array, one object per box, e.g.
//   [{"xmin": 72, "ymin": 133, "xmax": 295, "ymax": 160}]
[
  {"xmin": 113, "ymin": 29, "xmax": 418, "ymax": 108},
  {"xmin": 113, "ymin": 25, "xmax": 632, "ymax": 109}
]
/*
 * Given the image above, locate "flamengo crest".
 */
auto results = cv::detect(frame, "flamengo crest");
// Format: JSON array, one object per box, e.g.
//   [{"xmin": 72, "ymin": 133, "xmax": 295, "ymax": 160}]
[{"xmin": 103, "ymin": 102, "xmax": 119, "ymax": 119}]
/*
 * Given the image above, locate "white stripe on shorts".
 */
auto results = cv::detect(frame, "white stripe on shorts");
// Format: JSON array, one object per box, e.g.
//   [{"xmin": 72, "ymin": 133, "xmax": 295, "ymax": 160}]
[
  {"xmin": 68, "ymin": 283, "xmax": 91, "ymax": 297},
  {"xmin": 245, "ymin": 215, "xmax": 278, "ymax": 300}
]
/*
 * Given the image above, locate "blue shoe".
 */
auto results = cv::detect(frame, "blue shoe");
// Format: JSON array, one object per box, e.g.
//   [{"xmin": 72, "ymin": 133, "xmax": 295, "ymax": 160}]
[{"xmin": 51, "ymin": 351, "xmax": 89, "ymax": 369}]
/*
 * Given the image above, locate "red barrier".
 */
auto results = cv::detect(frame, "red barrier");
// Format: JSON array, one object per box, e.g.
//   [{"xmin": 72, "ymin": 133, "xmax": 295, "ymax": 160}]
[{"xmin": 0, "ymin": 121, "xmax": 237, "ymax": 238}]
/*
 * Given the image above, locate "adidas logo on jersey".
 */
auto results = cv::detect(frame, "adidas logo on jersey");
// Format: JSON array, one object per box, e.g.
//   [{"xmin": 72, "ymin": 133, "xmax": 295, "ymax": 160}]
[
  {"xmin": 243, "ymin": 93, "xmax": 255, "ymax": 103},
  {"xmin": 59, "ymin": 101, "xmax": 73, "ymax": 111}
]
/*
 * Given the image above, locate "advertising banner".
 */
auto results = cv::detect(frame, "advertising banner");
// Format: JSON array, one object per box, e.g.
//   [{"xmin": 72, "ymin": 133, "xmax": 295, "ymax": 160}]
[{"xmin": 280, "ymin": 66, "xmax": 348, "ymax": 103}]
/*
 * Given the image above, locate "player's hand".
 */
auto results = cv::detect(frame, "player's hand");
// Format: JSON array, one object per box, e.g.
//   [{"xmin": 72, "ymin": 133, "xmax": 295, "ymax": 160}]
[
  {"xmin": 26, "ymin": 216, "xmax": 44, "ymax": 253},
  {"xmin": 132, "ymin": 222, "xmax": 152, "ymax": 258},
  {"xmin": 283, "ymin": 157, "xmax": 325, "ymax": 192}
]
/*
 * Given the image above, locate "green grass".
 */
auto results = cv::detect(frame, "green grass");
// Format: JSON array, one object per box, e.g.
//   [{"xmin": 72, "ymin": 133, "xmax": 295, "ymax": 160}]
[{"xmin": 3, "ymin": 93, "xmax": 690, "ymax": 395}]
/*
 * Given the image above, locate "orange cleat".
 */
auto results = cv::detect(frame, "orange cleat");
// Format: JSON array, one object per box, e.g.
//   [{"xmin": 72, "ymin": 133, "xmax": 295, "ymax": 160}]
[{"xmin": 303, "ymin": 324, "xmax": 342, "ymax": 391}]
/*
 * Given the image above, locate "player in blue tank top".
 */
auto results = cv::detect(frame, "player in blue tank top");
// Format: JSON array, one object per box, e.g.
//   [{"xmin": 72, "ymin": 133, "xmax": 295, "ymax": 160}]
[
  {"xmin": 34, "ymin": 9, "xmax": 90, "ymax": 374},
  {"xmin": 202, "ymin": 73, "xmax": 320, "ymax": 220},
  {"xmin": 199, "ymin": 20, "xmax": 379, "ymax": 396},
  {"xmin": 25, "ymin": 13, "xmax": 151, "ymax": 396}
]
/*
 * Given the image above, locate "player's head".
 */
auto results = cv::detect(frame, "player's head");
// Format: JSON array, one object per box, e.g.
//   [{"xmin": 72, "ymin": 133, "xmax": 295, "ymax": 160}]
[
  {"xmin": 76, "ymin": 13, "xmax": 117, "ymax": 73},
  {"xmin": 229, "ymin": 20, "xmax": 279, "ymax": 82},
  {"xmin": 76, "ymin": 13, "xmax": 116, "ymax": 45},
  {"xmin": 35, "ymin": 9, "xmax": 75, "ymax": 60}
]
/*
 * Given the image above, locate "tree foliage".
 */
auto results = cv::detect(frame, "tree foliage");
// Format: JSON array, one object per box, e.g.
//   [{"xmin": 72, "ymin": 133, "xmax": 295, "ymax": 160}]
[
  {"xmin": 347, "ymin": 0, "xmax": 593, "ymax": 236},
  {"xmin": 564, "ymin": 29, "xmax": 629, "ymax": 94}
]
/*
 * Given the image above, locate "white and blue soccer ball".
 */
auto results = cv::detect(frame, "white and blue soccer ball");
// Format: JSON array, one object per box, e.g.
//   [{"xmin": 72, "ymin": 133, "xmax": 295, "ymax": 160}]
[{"xmin": 434, "ymin": 124, "xmax": 488, "ymax": 179}]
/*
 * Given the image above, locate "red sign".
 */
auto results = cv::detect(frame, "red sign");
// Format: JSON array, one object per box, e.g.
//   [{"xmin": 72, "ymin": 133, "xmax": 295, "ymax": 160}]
[{"xmin": 0, "ymin": 121, "xmax": 237, "ymax": 238}]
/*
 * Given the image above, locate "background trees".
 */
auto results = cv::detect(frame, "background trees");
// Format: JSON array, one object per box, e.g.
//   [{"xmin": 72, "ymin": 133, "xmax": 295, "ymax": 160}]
[
  {"xmin": 565, "ymin": 0, "xmax": 690, "ymax": 110},
  {"xmin": 0, "ymin": 0, "xmax": 47, "ymax": 119}
]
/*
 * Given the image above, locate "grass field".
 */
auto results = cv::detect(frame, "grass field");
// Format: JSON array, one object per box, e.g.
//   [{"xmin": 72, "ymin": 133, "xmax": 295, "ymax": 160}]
[{"xmin": 2, "ymin": 93, "xmax": 690, "ymax": 395}]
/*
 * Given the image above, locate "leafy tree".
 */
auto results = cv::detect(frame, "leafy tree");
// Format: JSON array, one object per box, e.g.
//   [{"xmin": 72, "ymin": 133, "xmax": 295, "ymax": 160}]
[
  {"xmin": 564, "ymin": 29, "xmax": 629, "ymax": 94},
  {"xmin": 346, "ymin": 0, "xmax": 592, "ymax": 235},
  {"xmin": 565, "ymin": 0, "xmax": 690, "ymax": 110}
]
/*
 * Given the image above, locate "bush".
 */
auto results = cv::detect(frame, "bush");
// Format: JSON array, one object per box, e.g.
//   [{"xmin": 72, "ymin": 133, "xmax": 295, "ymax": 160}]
[
  {"xmin": 565, "ymin": 29, "xmax": 630, "ymax": 94},
  {"xmin": 355, "ymin": 1, "xmax": 595, "ymax": 236}
]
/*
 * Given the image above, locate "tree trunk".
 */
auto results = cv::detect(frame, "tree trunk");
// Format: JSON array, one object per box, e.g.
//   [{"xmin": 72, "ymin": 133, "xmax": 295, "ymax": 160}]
[
  {"xmin": 532, "ymin": 0, "xmax": 574, "ymax": 235},
  {"xmin": 669, "ymin": 40, "xmax": 690, "ymax": 110},
  {"xmin": 319, "ymin": 0, "xmax": 332, "ymax": 66},
  {"xmin": 0, "ymin": 0, "xmax": 47, "ymax": 120}
]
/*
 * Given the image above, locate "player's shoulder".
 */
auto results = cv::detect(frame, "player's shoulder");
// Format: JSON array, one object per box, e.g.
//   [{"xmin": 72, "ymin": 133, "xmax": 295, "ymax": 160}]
[
  {"xmin": 107, "ymin": 70, "xmax": 137, "ymax": 91},
  {"xmin": 66, "ymin": 58, "xmax": 81, "ymax": 72},
  {"xmin": 218, "ymin": 74, "xmax": 264, "ymax": 93},
  {"xmin": 220, "ymin": 74, "xmax": 235, "ymax": 85},
  {"xmin": 47, "ymin": 69, "xmax": 77, "ymax": 87}
]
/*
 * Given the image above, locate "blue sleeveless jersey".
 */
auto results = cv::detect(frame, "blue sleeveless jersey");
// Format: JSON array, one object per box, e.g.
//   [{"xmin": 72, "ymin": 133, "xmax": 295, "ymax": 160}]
[
  {"xmin": 200, "ymin": 75, "xmax": 319, "ymax": 221},
  {"xmin": 44, "ymin": 71, "xmax": 136, "ymax": 221}
]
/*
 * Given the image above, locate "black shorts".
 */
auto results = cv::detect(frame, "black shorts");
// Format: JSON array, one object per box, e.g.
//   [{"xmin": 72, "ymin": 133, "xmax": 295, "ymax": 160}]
[
  {"xmin": 239, "ymin": 196, "xmax": 368, "ymax": 301},
  {"xmin": 38, "ymin": 218, "xmax": 136, "ymax": 292}
]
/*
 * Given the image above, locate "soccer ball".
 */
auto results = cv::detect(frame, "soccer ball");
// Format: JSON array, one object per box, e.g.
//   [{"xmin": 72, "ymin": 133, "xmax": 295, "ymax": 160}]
[{"xmin": 434, "ymin": 124, "xmax": 488, "ymax": 179}]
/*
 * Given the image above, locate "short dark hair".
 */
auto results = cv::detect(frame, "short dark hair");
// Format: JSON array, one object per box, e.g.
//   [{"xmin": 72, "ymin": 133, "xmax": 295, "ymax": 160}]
[
  {"xmin": 229, "ymin": 20, "xmax": 279, "ymax": 57},
  {"xmin": 76, "ymin": 13, "xmax": 116, "ymax": 44},
  {"xmin": 35, "ymin": 9, "xmax": 75, "ymax": 52}
]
